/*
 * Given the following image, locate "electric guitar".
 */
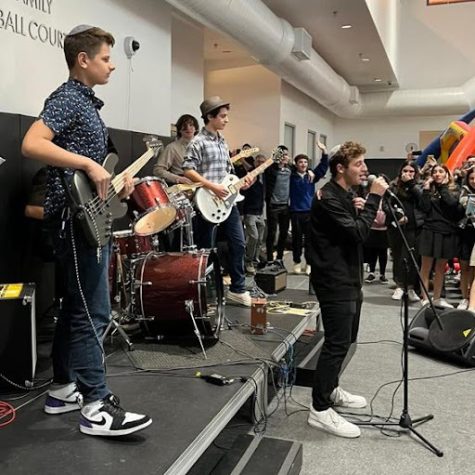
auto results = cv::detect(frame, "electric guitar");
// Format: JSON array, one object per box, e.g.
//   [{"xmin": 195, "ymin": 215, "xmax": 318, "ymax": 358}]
[
  {"xmin": 71, "ymin": 136, "xmax": 162, "ymax": 247},
  {"xmin": 195, "ymin": 148, "xmax": 283, "ymax": 224},
  {"xmin": 230, "ymin": 147, "xmax": 259, "ymax": 164}
]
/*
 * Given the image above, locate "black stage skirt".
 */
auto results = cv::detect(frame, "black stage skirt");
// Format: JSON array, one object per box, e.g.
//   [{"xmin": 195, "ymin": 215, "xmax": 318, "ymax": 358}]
[{"xmin": 418, "ymin": 228, "xmax": 459, "ymax": 260}]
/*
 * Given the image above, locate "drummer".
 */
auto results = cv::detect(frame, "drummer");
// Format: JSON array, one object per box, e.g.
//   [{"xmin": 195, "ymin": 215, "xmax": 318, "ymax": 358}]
[{"xmin": 153, "ymin": 114, "xmax": 199, "ymax": 185}]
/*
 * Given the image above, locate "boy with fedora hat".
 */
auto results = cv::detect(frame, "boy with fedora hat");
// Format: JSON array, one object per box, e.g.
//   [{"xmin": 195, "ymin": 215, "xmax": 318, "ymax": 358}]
[{"xmin": 183, "ymin": 96, "xmax": 253, "ymax": 306}]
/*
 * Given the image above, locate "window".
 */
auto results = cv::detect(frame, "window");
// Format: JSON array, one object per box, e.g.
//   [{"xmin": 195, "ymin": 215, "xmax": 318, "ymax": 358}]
[
  {"xmin": 284, "ymin": 123, "xmax": 295, "ymax": 157},
  {"xmin": 307, "ymin": 130, "xmax": 316, "ymax": 165}
]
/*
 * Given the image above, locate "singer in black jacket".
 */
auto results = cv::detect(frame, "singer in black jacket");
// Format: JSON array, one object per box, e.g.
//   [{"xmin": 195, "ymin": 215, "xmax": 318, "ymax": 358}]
[{"xmin": 306, "ymin": 141, "xmax": 388, "ymax": 439}]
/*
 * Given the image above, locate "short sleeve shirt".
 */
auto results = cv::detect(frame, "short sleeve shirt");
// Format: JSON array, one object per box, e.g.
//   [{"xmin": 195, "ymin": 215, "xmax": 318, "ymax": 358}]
[
  {"xmin": 182, "ymin": 127, "xmax": 232, "ymax": 183},
  {"xmin": 39, "ymin": 79, "xmax": 108, "ymax": 218}
]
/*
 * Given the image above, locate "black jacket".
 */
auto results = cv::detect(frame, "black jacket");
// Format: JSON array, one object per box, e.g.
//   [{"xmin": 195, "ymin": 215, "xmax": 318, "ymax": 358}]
[{"xmin": 308, "ymin": 180, "xmax": 381, "ymax": 302}]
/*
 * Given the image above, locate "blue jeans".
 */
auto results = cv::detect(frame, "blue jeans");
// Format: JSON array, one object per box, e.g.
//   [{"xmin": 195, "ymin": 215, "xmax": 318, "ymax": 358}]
[
  {"xmin": 51, "ymin": 219, "xmax": 111, "ymax": 403},
  {"xmin": 194, "ymin": 206, "xmax": 246, "ymax": 293}
]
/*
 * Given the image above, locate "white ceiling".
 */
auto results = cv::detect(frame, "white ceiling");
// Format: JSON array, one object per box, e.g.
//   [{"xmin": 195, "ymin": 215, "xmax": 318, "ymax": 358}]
[{"xmin": 203, "ymin": 0, "xmax": 475, "ymax": 93}]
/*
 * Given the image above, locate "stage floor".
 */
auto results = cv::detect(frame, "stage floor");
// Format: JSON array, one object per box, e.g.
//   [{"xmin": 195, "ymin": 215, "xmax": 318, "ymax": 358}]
[{"xmin": 0, "ymin": 288, "xmax": 318, "ymax": 475}]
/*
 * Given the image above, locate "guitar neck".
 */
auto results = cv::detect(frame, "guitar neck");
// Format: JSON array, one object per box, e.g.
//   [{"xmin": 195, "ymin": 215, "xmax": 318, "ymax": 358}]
[
  {"xmin": 234, "ymin": 158, "xmax": 274, "ymax": 191},
  {"xmin": 111, "ymin": 148, "xmax": 154, "ymax": 194}
]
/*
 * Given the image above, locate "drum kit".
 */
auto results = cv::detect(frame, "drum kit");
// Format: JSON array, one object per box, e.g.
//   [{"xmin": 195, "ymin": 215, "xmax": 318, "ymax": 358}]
[{"xmin": 105, "ymin": 177, "xmax": 223, "ymax": 357}]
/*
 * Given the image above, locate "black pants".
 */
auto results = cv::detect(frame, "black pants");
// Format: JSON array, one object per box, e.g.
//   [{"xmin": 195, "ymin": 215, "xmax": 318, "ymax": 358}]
[
  {"xmin": 311, "ymin": 294, "xmax": 362, "ymax": 411},
  {"xmin": 367, "ymin": 248, "xmax": 388, "ymax": 275},
  {"xmin": 290, "ymin": 211, "xmax": 310, "ymax": 264},
  {"xmin": 266, "ymin": 204, "xmax": 290, "ymax": 261}
]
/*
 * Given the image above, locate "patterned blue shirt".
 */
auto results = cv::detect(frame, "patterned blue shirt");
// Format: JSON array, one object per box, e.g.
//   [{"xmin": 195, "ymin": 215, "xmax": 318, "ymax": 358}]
[
  {"xmin": 182, "ymin": 127, "xmax": 232, "ymax": 183},
  {"xmin": 39, "ymin": 79, "xmax": 108, "ymax": 218}
]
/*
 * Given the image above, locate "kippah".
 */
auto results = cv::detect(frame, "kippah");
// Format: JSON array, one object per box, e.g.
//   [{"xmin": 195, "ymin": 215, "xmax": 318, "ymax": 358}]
[{"xmin": 66, "ymin": 24, "xmax": 94, "ymax": 37}]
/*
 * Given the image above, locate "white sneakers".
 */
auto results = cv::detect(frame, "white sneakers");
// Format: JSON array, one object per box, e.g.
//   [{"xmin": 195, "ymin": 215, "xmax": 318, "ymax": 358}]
[
  {"xmin": 433, "ymin": 298, "xmax": 454, "ymax": 309},
  {"xmin": 227, "ymin": 290, "xmax": 252, "ymax": 307},
  {"xmin": 308, "ymin": 406, "xmax": 361, "ymax": 438},
  {"xmin": 392, "ymin": 288, "xmax": 420, "ymax": 302},
  {"xmin": 293, "ymin": 263, "xmax": 302, "ymax": 274},
  {"xmin": 307, "ymin": 387, "xmax": 366, "ymax": 438},
  {"xmin": 457, "ymin": 299, "xmax": 469, "ymax": 310},
  {"xmin": 391, "ymin": 288, "xmax": 404, "ymax": 300},
  {"xmin": 44, "ymin": 382, "xmax": 82, "ymax": 414},
  {"xmin": 330, "ymin": 386, "xmax": 367, "ymax": 409}
]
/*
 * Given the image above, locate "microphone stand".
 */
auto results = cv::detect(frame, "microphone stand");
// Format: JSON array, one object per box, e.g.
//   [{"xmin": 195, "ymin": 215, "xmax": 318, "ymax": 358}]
[{"xmin": 356, "ymin": 191, "xmax": 444, "ymax": 457}]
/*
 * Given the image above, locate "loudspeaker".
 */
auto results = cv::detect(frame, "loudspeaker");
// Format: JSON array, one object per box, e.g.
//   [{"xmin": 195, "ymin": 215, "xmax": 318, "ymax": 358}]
[
  {"xmin": 0, "ymin": 283, "xmax": 37, "ymax": 390},
  {"xmin": 408, "ymin": 304, "xmax": 475, "ymax": 367}
]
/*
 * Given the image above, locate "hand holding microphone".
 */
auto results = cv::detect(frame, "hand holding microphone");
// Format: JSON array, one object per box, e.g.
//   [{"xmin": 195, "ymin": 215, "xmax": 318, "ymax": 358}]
[{"xmin": 369, "ymin": 176, "xmax": 389, "ymax": 197}]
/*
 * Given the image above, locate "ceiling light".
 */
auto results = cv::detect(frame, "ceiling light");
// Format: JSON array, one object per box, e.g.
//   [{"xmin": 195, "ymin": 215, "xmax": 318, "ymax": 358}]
[
  {"xmin": 341, "ymin": 24, "xmax": 352, "ymax": 29},
  {"xmin": 374, "ymin": 78, "xmax": 383, "ymax": 82},
  {"xmin": 361, "ymin": 57, "xmax": 370, "ymax": 62}
]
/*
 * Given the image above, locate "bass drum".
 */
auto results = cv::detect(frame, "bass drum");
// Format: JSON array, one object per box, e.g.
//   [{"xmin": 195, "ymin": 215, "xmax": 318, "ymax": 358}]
[{"xmin": 135, "ymin": 251, "xmax": 223, "ymax": 339}]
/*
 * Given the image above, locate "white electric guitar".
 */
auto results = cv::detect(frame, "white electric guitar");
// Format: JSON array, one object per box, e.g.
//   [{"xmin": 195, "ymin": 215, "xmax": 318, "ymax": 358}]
[{"xmin": 195, "ymin": 148, "xmax": 283, "ymax": 224}]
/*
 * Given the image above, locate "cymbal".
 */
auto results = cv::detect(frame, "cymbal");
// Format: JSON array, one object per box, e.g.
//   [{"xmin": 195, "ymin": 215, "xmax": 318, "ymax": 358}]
[{"xmin": 168, "ymin": 182, "xmax": 203, "ymax": 194}]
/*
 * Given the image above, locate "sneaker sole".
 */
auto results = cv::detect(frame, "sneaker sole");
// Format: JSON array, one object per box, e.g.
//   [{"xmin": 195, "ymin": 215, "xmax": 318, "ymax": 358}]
[
  {"xmin": 307, "ymin": 416, "xmax": 360, "ymax": 438},
  {"xmin": 226, "ymin": 299, "xmax": 251, "ymax": 307},
  {"xmin": 44, "ymin": 404, "xmax": 81, "ymax": 415},
  {"xmin": 79, "ymin": 418, "xmax": 152, "ymax": 437}
]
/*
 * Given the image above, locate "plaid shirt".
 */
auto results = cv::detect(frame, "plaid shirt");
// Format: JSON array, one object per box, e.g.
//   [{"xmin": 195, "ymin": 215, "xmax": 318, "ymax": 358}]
[{"xmin": 182, "ymin": 127, "xmax": 232, "ymax": 183}]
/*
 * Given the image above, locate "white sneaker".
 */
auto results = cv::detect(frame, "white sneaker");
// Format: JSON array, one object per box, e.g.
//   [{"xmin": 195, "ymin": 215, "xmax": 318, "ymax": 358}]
[
  {"xmin": 433, "ymin": 298, "xmax": 454, "ymax": 309},
  {"xmin": 330, "ymin": 386, "xmax": 367, "ymax": 409},
  {"xmin": 308, "ymin": 406, "xmax": 361, "ymax": 438},
  {"xmin": 227, "ymin": 290, "xmax": 252, "ymax": 307},
  {"xmin": 408, "ymin": 289, "xmax": 421, "ymax": 302},
  {"xmin": 392, "ymin": 288, "xmax": 404, "ymax": 300},
  {"xmin": 300, "ymin": 261, "xmax": 307, "ymax": 273},
  {"xmin": 421, "ymin": 299, "xmax": 429, "ymax": 307},
  {"xmin": 457, "ymin": 298, "xmax": 469, "ymax": 310},
  {"xmin": 44, "ymin": 382, "xmax": 82, "ymax": 414},
  {"xmin": 305, "ymin": 265, "xmax": 311, "ymax": 275},
  {"xmin": 80, "ymin": 394, "xmax": 152, "ymax": 437},
  {"xmin": 293, "ymin": 263, "xmax": 302, "ymax": 274}
]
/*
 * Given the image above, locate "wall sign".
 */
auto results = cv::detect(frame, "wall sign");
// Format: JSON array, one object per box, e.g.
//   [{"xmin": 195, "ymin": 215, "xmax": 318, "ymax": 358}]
[{"xmin": 0, "ymin": 1, "xmax": 65, "ymax": 48}]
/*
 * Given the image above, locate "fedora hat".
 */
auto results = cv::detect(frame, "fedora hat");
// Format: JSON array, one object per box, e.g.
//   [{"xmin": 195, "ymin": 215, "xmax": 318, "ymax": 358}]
[{"xmin": 200, "ymin": 96, "xmax": 230, "ymax": 118}]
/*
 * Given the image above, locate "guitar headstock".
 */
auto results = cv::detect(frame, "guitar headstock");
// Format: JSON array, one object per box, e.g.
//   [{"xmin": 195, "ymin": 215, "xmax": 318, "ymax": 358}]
[
  {"xmin": 143, "ymin": 135, "xmax": 163, "ymax": 158},
  {"xmin": 239, "ymin": 147, "xmax": 260, "ymax": 158},
  {"xmin": 271, "ymin": 147, "xmax": 285, "ymax": 163}
]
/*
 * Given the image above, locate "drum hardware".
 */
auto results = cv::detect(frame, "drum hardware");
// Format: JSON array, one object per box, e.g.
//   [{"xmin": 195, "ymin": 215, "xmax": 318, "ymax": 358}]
[
  {"xmin": 185, "ymin": 299, "xmax": 208, "ymax": 359},
  {"xmin": 102, "ymin": 310, "xmax": 135, "ymax": 351}
]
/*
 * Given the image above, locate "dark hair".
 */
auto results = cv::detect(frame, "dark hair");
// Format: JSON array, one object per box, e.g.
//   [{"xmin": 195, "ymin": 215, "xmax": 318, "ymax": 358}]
[
  {"xmin": 242, "ymin": 143, "xmax": 251, "ymax": 149},
  {"xmin": 203, "ymin": 105, "xmax": 230, "ymax": 124},
  {"xmin": 294, "ymin": 153, "xmax": 309, "ymax": 165},
  {"xmin": 277, "ymin": 145, "xmax": 289, "ymax": 153},
  {"xmin": 175, "ymin": 114, "xmax": 199, "ymax": 138},
  {"xmin": 64, "ymin": 27, "xmax": 115, "ymax": 70},
  {"xmin": 430, "ymin": 164, "xmax": 456, "ymax": 191},
  {"xmin": 464, "ymin": 167, "xmax": 475, "ymax": 191},
  {"xmin": 329, "ymin": 141, "xmax": 366, "ymax": 177},
  {"xmin": 398, "ymin": 160, "xmax": 420, "ymax": 182}
]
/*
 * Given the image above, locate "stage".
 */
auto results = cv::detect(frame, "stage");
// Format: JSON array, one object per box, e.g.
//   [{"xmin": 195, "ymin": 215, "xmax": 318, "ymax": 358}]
[{"xmin": 0, "ymin": 288, "xmax": 319, "ymax": 475}]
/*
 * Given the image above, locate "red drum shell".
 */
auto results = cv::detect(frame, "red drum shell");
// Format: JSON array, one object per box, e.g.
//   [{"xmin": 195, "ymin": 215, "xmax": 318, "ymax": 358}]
[
  {"xmin": 135, "ymin": 251, "xmax": 223, "ymax": 338},
  {"xmin": 112, "ymin": 229, "xmax": 154, "ymax": 257}
]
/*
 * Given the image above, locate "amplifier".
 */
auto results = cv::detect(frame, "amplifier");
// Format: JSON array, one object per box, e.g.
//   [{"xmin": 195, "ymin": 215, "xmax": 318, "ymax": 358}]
[
  {"xmin": 255, "ymin": 265, "xmax": 287, "ymax": 294},
  {"xmin": 0, "ymin": 283, "xmax": 37, "ymax": 390}
]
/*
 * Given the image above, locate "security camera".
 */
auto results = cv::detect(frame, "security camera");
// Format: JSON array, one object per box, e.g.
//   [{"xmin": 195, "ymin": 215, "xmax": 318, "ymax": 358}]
[{"xmin": 124, "ymin": 36, "xmax": 140, "ymax": 58}]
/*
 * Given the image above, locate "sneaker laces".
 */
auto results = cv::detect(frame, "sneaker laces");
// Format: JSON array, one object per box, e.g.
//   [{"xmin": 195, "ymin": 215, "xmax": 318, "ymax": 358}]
[{"xmin": 103, "ymin": 394, "xmax": 124, "ymax": 417}]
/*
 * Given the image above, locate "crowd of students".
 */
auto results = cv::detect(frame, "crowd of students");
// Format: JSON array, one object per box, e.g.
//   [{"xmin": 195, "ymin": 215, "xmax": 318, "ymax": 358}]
[{"xmin": 361, "ymin": 155, "xmax": 475, "ymax": 311}]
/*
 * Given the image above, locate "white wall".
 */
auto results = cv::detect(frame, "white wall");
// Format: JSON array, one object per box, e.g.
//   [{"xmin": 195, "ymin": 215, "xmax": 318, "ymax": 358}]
[
  {"xmin": 365, "ymin": 0, "xmax": 400, "ymax": 75},
  {"xmin": 205, "ymin": 64, "xmax": 281, "ymax": 156},
  {"xmin": 171, "ymin": 15, "xmax": 204, "ymax": 126},
  {"xmin": 0, "ymin": 0, "xmax": 172, "ymax": 134},
  {"xmin": 280, "ymin": 81, "xmax": 335, "ymax": 156},
  {"xmin": 334, "ymin": 114, "xmax": 456, "ymax": 158}
]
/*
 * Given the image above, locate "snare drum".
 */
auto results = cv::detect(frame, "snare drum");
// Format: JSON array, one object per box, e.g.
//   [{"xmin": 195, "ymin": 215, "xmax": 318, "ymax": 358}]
[
  {"xmin": 129, "ymin": 177, "xmax": 177, "ymax": 236},
  {"xmin": 112, "ymin": 229, "xmax": 154, "ymax": 257},
  {"xmin": 134, "ymin": 251, "xmax": 223, "ymax": 339}
]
